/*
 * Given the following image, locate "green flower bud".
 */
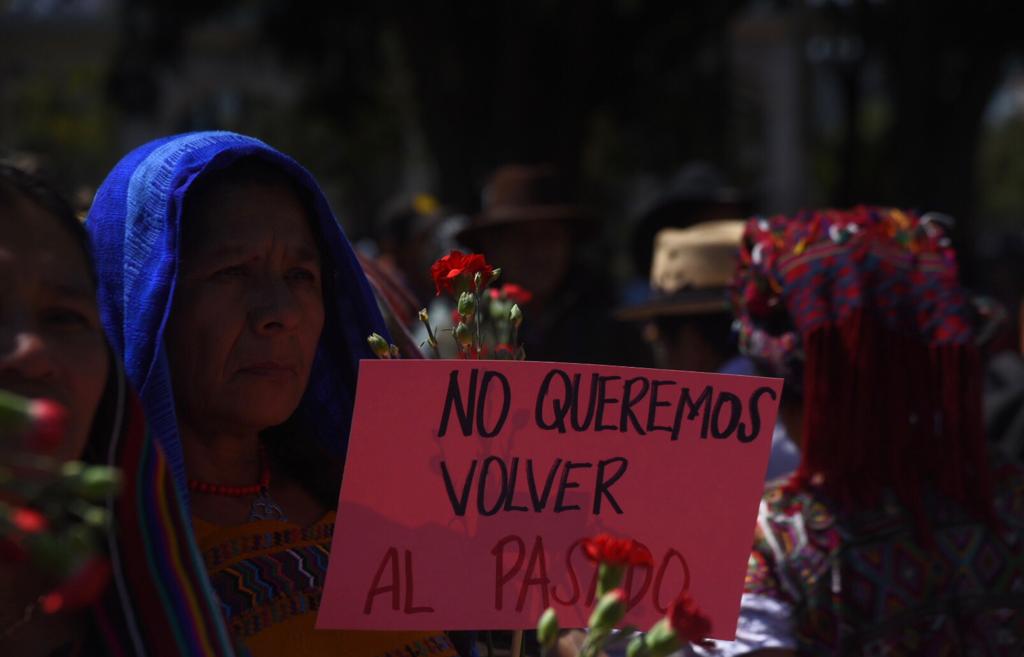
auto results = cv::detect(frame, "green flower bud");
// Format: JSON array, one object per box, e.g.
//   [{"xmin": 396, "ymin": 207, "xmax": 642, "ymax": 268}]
[
  {"xmin": 643, "ymin": 618, "xmax": 682, "ymax": 657},
  {"xmin": 61, "ymin": 461, "xmax": 86, "ymax": 479},
  {"xmin": 454, "ymin": 322, "xmax": 474, "ymax": 347},
  {"xmin": 0, "ymin": 389, "xmax": 31, "ymax": 434},
  {"xmin": 82, "ymin": 506, "xmax": 110, "ymax": 529},
  {"xmin": 367, "ymin": 333, "xmax": 391, "ymax": 358},
  {"xmin": 458, "ymin": 291, "xmax": 477, "ymax": 318},
  {"xmin": 588, "ymin": 588, "xmax": 627, "ymax": 632},
  {"xmin": 537, "ymin": 607, "xmax": 560, "ymax": 648},
  {"xmin": 473, "ymin": 272, "xmax": 483, "ymax": 291},
  {"xmin": 509, "ymin": 303, "xmax": 523, "ymax": 328},
  {"xmin": 626, "ymin": 635, "xmax": 649, "ymax": 657},
  {"xmin": 490, "ymin": 267, "xmax": 502, "ymax": 283},
  {"xmin": 597, "ymin": 562, "xmax": 625, "ymax": 597},
  {"xmin": 76, "ymin": 466, "xmax": 122, "ymax": 501},
  {"xmin": 489, "ymin": 299, "xmax": 509, "ymax": 321}
]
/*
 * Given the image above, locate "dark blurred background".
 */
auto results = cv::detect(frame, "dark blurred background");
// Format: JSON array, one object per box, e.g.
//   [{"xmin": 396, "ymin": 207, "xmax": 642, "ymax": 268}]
[{"xmin": 2, "ymin": 0, "xmax": 1023, "ymax": 332}]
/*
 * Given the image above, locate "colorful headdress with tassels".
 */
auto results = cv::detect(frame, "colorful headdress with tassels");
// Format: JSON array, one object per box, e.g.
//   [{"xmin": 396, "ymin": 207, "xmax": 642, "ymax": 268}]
[{"xmin": 732, "ymin": 206, "xmax": 992, "ymax": 527}]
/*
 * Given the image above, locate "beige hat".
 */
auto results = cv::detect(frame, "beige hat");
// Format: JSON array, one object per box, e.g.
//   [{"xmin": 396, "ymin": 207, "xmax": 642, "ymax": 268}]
[{"xmin": 616, "ymin": 220, "xmax": 745, "ymax": 320}]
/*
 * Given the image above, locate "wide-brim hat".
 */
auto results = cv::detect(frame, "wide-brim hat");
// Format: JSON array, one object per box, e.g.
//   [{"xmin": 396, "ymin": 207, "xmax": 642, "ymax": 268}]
[
  {"xmin": 457, "ymin": 164, "xmax": 592, "ymax": 248},
  {"xmin": 616, "ymin": 219, "xmax": 746, "ymax": 321}
]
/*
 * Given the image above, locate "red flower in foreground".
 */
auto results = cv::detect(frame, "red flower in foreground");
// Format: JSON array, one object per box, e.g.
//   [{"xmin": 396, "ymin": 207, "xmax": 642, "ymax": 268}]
[
  {"xmin": 28, "ymin": 398, "xmax": 67, "ymax": 453},
  {"xmin": 582, "ymin": 533, "xmax": 653, "ymax": 567},
  {"xmin": 430, "ymin": 251, "xmax": 495, "ymax": 295},
  {"xmin": 668, "ymin": 591, "xmax": 712, "ymax": 642},
  {"xmin": 489, "ymin": 283, "xmax": 534, "ymax": 305},
  {"xmin": 11, "ymin": 507, "xmax": 48, "ymax": 534}
]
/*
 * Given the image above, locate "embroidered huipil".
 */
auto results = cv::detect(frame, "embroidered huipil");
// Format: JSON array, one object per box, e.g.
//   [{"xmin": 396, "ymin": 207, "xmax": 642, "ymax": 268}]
[{"xmin": 194, "ymin": 513, "xmax": 458, "ymax": 657}]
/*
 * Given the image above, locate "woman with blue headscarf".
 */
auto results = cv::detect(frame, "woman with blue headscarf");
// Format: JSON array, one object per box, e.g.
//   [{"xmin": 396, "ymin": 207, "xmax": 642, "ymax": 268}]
[{"xmin": 86, "ymin": 133, "xmax": 458, "ymax": 657}]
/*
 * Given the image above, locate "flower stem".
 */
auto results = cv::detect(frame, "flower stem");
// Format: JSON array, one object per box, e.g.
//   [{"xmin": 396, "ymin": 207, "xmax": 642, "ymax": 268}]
[{"xmin": 474, "ymin": 291, "xmax": 483, "ymax": 354}]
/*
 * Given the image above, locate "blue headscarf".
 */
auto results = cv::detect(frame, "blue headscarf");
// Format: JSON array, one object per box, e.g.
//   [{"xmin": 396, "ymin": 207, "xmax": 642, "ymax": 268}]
[{"xmin": 86, "ymin": 132, "xmax": 390, "ymax": 498}]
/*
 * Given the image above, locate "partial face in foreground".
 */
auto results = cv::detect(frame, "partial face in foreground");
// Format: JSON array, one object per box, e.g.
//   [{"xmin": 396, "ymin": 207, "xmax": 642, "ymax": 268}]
[{"xmin": 0, "ymin": 194, "xmax": 108, "ymax": 459}]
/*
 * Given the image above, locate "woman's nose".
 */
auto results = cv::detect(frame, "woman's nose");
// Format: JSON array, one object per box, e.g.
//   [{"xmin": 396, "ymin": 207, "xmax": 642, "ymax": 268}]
[
  {"xmin": 0, "ymin": 328, "xmax": 58, "ymax": 382},
  {"xmin": 248, "ymin": 278, "xmax": 302, "ymax": 335}
]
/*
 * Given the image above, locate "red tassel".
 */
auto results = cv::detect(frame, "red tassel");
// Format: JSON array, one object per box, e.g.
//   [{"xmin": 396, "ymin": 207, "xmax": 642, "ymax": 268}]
[{"xmin": 793, "ymin": 310, "xmax": 992, "ymax": 538}]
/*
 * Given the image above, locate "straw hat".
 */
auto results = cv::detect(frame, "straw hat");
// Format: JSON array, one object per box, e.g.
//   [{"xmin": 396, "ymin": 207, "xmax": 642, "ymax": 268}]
[{"xmin": 616, "ymin": 220, "xmax": 745, "ymax": 320}]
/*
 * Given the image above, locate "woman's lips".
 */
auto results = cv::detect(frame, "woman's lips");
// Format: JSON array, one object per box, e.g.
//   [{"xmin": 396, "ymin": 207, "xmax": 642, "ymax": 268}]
[{"xmin": 237, "ymin": 362, "xmax": 297, "ymax": 376}]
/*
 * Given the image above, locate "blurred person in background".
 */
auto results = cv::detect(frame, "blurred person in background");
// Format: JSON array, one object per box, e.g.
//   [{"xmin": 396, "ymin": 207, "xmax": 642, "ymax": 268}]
[
  {"xmin": 375, "ymin": 193, "xmax": 457, "ymax": 307},
  {"xmin": 458, "ymin": 164, "xmax": 632, "ymax": 365},
  {"xmin": 974, "ymin": 228, "xmax": 1024, "ymax": 464},
  {"xmin": 616, "ymin": 220, "xmax": 798, "ymax": 482},
  {"xmin": 707, "ymin": 207, "xmax": 1024, "ymax": 656},
  {"xmin": 367, "ymin": 193, "xmax": 469, "ymax": 358}
]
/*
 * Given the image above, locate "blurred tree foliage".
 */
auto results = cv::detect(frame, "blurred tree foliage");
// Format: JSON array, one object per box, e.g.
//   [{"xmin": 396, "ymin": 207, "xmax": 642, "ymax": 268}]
[
  {"xmin": 4, "ymin": 0, "xmax": 1021, "ymax": 240},
  {"xmin": 978, "ymin": 114, "xmax": 1024, "ymax": 227},
  {"xmin": 800, "ymin": 0, "xmax": 1023, "ymax": 260},
  {"xmin": 103, "ymin": 0, "xmax": 746, "ymax": 230}
]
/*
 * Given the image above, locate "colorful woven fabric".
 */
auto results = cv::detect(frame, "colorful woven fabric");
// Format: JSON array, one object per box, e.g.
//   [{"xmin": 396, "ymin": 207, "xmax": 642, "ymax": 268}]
[
  {"xmin": 193, "ymin": 514, "xmax": 458, "ymax": 657},
  {"xmin": 738, "ymin": 458, "xmax": 1024, "ymax": 655},
  {"xmin": 89, "ymin": 364, "xmax": 237, "ymax": 656},
  {"xmin": 731, "ymin": 207, "xmax": 992, "ymax": 523},
  {"xmin": 733, "ymin": 207, "xmax": 974, "ymax": 383}
]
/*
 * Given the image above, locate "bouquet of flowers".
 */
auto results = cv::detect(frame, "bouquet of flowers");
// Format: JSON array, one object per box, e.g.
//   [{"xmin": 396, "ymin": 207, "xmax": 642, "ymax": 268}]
[
  {"xmin": 370, "ymin": 251, "xmax": 530, "ymax": 360},
  {"xmin": 0, "ymin": 390, "xmax": 121, "ymax": 624},
  {"xmin": 537, "ymin": 534, "xmax": 713, "ymax": 657}
]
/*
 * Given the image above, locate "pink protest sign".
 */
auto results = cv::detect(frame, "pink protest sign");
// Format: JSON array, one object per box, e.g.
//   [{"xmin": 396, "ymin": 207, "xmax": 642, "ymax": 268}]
[{"xmin": 318, "ymin": 360, "xmax": 781, "ymax": 639}]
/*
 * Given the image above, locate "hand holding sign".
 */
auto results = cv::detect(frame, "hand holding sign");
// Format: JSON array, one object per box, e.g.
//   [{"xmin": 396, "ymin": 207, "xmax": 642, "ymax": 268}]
[{"xmin": 317, "ymin": 360, "xmax": 780, "ymax": 638}]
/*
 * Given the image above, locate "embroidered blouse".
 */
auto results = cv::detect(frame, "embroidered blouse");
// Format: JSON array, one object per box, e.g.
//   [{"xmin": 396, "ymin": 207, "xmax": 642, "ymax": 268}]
[{"xmin": 193, "ymin": 513, "xmax": 459, "ymax": 657}]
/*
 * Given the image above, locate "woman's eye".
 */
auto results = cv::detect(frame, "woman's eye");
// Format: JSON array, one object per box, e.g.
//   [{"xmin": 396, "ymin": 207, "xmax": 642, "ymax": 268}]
[
  {"xmin": 287, "ymin": 268, "xmax": 317, "ymax": 283},
  {"xmin": 41, "ymin": 308, "xmax": 91, "ymax": 328},
  {"xmin": 214, "ymin": 265, "xmax": 248, "ymax": 278}
]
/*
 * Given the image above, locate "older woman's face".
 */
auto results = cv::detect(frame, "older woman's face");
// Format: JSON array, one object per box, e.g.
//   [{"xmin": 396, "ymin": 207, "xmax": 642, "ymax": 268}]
[
  {"xmin": 0, "ymin": 197, "xmax": 108, "ymax": 459},
  {"xmin": 166, "ymin": 182, "xmax": 325, "ymax": 436}
]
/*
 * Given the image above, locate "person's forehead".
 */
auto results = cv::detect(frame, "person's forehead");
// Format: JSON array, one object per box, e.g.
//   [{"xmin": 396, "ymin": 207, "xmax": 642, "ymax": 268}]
[
  {"xmin": 186, "ymin": 183, "xmax": 320, "ymax": 250},
  {"xmin": 0, "ymin": 200, "xmax": 93, "ymax": 282}
]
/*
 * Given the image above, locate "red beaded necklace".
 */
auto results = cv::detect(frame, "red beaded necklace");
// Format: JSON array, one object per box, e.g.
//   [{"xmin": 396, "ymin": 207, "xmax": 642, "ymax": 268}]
[{"xmin": 188, "ymin": 453, "xmax": 271, "ymax": 497}]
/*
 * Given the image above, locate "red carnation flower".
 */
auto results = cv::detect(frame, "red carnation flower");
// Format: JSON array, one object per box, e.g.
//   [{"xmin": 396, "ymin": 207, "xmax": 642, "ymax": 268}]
[
  {"xmin": 668, "ymin": 591, "xmax": 712, "ymax": 643},
  {"xmin": 582, "ymin": 533, "xmax": 653, "ymax": 567},
  {"xmin": 489, "ymin": 283, "xmax": 533, "ymax": 305},
  {"xmin": 494, "ymin": 343, "xmax": 515, "ymax": 359},
  {"xmin": 11, "ymin": 507, "xmax": 48, "ymax": 534},
  {"xmin": 430, "ymin": 251, "xmax": 495, "ymax": 295},
  {"xmin": 28, "ymin": 398, "xmax": 66, "ymax": 453}
]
